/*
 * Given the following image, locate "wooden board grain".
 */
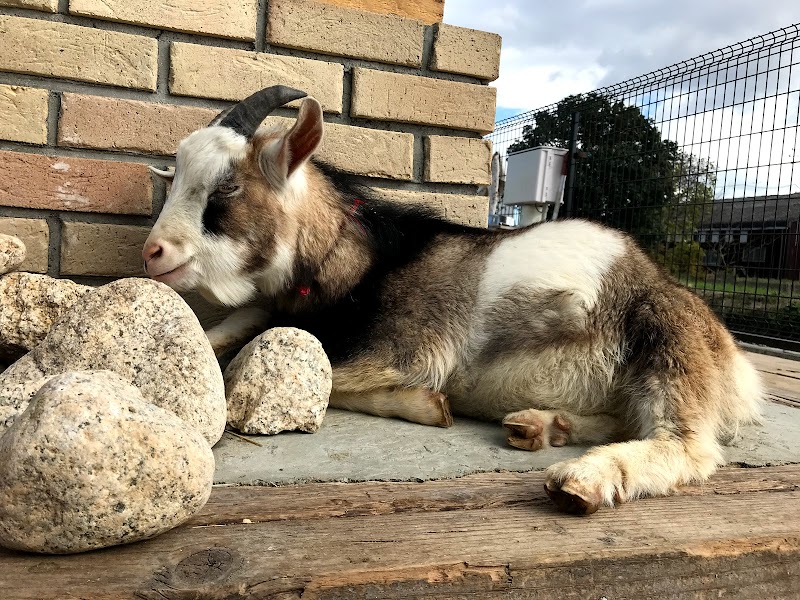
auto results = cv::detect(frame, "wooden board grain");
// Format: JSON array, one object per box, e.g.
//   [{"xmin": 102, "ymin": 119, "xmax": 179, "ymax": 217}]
[
  {"xmin": 746, "ymin": 350, "xmax": 800, "ymax": 407},
  {"xmin": 315, "ymin": 0, "xmax": 444, "ymax": 24},
  {"xmin": 2, "ymin": 466, "xmax": 800, "ymax": 599}
]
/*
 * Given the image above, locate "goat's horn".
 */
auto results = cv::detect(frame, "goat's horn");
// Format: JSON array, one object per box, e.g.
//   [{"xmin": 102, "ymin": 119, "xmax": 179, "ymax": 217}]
[{"xmin": 209, "ymin": 85, "xmax": 308, "ymax": 138}]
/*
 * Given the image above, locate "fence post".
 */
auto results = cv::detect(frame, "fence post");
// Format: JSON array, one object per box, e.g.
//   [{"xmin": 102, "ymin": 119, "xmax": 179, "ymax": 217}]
[{"xmin": 563, "ymin": 111, "xmax": 581, "ymax": 218}]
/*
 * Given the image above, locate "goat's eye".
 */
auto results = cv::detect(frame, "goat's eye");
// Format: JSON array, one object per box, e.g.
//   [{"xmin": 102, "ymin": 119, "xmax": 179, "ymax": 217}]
[{"xmin": 217, "ymin": 184, "xmax": 239, "ymax": 196}]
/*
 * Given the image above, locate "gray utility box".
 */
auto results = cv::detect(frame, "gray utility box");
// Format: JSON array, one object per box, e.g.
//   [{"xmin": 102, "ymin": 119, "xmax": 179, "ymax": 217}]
[{"xmin": 503, "ymin": 146, "xmax": 568, "ymax": 225}]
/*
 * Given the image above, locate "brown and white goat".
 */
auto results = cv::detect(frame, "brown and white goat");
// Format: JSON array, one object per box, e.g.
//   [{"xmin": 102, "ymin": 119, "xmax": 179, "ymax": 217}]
[{"xmin": 143, "ymin": 86, "xmax": 763, "ymax": 515}]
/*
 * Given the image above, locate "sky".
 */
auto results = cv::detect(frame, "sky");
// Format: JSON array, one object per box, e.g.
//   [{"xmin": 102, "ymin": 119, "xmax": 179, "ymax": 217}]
[{"xmin": 443, "ymin": 0, "xmax": 799, "ymax": 121}]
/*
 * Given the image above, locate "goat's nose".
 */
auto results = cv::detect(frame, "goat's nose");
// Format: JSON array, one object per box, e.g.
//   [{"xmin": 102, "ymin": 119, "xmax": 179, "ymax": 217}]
[{"xmin": 142, "ymin": 241, "xmax": 164, "ymax": 267}]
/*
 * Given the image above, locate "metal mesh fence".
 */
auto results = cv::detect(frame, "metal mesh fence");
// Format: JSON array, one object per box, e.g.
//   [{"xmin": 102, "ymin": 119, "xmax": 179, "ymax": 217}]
[{"xmin": 487, "ymin": 23, "xmax": 800, "ymax": 350}]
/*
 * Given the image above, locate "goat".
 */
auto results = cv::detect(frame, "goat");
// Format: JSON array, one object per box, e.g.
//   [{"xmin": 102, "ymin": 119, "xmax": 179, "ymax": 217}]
[{"xmin": 142, "ymin": 85, "xmax": 763, "ymax": 515}]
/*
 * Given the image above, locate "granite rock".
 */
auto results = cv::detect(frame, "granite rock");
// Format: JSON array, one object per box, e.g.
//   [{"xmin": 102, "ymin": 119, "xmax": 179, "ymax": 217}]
[
  {"xmin": 0, "ymin": 375, "xmax": 55, "ymax": 430},
  {"xmin": 225, "ymin": 327, "xmax": 332, "ymax": 435},
  {"xmin": 0, "ymin": 371, "xmax": 214, "ymax": 554},
  {"xmin": 0, "ymin": 272, "xmax": 92, "ymax": 361},
  {"xmin": 0, "ymin": 278, "xmax": 226, "ymax": 444},
  {"xmin": 0, "ymin": 234, "xmax": 25, "ymax": 275}
]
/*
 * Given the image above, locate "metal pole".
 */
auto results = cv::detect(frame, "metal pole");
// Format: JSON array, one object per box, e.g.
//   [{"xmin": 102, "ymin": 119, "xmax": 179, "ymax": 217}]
[
  {"xmin": 563, "ymin": 111, "xmax": 581, "ymax": 218},
  {"xmin": 488, "ymin": 152, "xmax": 502, "ymax": 217}
]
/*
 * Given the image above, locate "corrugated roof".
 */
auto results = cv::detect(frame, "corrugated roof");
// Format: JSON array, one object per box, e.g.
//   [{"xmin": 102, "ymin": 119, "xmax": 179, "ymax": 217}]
[{"xmin": 699, "ymin": 193, "xmax": 800, "ymax": 228}]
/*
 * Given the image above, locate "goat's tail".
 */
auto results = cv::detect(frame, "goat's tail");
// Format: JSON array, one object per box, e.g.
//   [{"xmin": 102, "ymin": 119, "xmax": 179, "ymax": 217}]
[{"xmin": 718, "ymin": 349, "xmax": 764, "ymax": 444}]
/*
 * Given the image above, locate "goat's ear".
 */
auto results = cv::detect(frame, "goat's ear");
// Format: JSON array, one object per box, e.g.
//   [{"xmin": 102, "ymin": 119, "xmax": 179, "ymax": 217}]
[
  {"xmin": 148, "ymin": 165, "xmax": 175, "ymax": 182},
  {"xmin": 259, "ymin": 97, "xmax": 323, "ymax": 187},
  {"xmin": 286, "ymin": 97, "xmax": 324, "ymax": 175}
]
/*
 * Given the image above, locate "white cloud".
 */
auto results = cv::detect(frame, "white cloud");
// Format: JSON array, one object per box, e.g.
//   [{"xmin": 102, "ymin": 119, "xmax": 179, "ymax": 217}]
[
  {"xmin": 443, "ymin": 0, "xmax": 799, "ymax": 112},
  {"xmin": 493, "ymin": 47, "xmax": 608, "ymax": 110}
]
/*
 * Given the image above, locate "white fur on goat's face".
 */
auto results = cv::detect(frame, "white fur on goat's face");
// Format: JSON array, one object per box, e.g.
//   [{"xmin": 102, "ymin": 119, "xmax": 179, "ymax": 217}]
[
  {"xmin": 143, "ymin": 126, "xmax": 260, "ymax": 305},
  {"xmin": 143, "ymin": 97, "xmax": 324, "ymax": 306}
]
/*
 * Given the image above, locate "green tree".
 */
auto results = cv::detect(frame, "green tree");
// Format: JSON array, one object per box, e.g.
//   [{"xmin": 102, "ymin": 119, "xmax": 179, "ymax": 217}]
[
  {"xmin": 663, "ymin": 154, "xmax": 715, "ymax": 238},
  {"xmin": 655, "ymin": 154, "xmax": 715, "ymax": 279}
]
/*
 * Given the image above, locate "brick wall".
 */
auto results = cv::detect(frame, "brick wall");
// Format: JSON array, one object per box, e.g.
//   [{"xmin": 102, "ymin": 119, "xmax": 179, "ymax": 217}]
[{"xmin": 0, "ymin": 0, "xmax": 499, "ymax": 281}]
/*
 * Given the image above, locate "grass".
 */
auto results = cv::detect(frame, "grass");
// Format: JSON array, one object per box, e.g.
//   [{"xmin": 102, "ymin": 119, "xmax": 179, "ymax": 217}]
[
  {"xmin": 679, "ymin": 276, "xmax": 792, "ymax": 298},
  {"xmin": 671, "ymin": 272, "xmax": 800, "ymax": 334}
]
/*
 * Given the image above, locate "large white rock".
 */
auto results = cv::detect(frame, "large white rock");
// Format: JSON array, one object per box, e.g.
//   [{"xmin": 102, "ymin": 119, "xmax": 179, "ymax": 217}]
[
  {"xmin": 0, "ymin": 371, "xmax": 214, "ymax": 554},
  {"xmin": 225, "ymin": 327, "xmax": 332, "ymax": 435},
  {"xmin": 0, "ymin": 278, "xmax": 226, "ymax": 445},
  {"xmin": 0, "ymin": 234, "xmax": 25, "ymax": 275},
  {"xmin": 0, "ymin": 272, "xmax": 92, "ymax": 360}
]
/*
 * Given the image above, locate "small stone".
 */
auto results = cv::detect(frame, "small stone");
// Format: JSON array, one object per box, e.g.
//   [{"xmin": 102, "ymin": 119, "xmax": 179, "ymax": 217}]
[
  {"xmin": 0, "ymin": 234, "xmax": 25, "ymax": 275},
  {"xmin": 0, "ymin": 278, "xmax": 226, "ymax": 444},
  {"xmin": 0, "ymin": 272, "xmax": 92, "ymax": 361},
  {"xmin": 225, "ymin": 327, "xmax": 332, "ymax": 435},
  {"xmin": 0, "ymin": 371, "xmax": 214, "ymax": 554}
]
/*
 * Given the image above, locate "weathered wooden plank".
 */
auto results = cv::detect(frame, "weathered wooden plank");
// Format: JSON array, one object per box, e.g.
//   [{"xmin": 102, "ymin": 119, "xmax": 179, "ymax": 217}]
[
  {"xmin": 315, "ymin": 0, "xmax": 444, "ymax": 24},
  {"xmin": 2, "ymin": 467, "xmax": 800, "ymax": 599},
  {"xmin": 313, "ymin": 545, "xmax": 800, "ymax": 599},
  {"xmin": 190, "ymin": 465, "xmax": 800, "ymax": 526},
  {"xmin": 745, "ymin": 350, "xmax": 800, "ymax": 378},
  {"xmin": 745, "ymin": 351, "xmax": 800, "ymax": 406}
]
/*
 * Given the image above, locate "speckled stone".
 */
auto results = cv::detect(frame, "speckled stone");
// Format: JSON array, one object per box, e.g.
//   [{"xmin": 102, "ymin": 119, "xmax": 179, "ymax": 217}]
[
  {"xmin": 0, "ymin": 371, "xmax": 214, "ymax": 554},
  {"xmin": 0, "ymin": 272, "xmax": 92, "ymax": 360},
  {"xmin": 225, "ymin": 327, "xmax": 332, "ymax": 435},
  {"xmin": 0, "ymin": 278, "xmax": 226, "ymax": 445},
  {"xmin": 0, "ymin": 375, "xmax": 54, "ymax": 430},
  {"xmin": 0, "ymin": 234, "xmax": 25, "ymax": 275}
]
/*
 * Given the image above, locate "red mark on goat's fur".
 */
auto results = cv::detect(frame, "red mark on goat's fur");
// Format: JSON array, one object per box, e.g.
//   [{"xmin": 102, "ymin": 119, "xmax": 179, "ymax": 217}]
[
  {"xmin": 298, "ymin": 285, "xmax": 311, "ymax": 297},
  {"xmin": 348, "ymin": 198, "xmax": 368, "ymax": 236}
]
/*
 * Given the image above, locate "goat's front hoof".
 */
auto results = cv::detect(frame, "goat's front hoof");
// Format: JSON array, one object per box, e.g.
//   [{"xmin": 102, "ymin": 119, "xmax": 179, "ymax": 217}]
[{"xmin": 544, "ymin": 479, "xmax": 602, "ymax": 515}]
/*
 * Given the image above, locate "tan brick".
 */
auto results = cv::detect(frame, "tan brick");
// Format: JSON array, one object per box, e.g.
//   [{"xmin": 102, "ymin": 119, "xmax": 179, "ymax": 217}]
[
  {"xmin": 431, "ymin": 24, "xmax": 501, "ymax": 81},
  {"xmin": 0, "ymin": 0, "xmax": 57, "ymax": 12},
  {"xmin": 0, "ymin": 16, "xmax": 158, "ymax": 90},
  {"xmin": 58, "ymin": 94, "xmax": 217, "ymax": 155},
  {"xmin": 60, "ymin": 222, "xmax": 149, "ymax": 276},
  {"xmin": 377, "ymin": 189, "xmax": 488, "ymax": 227},
  {"xmin": 321, "ymin": 122, "xmax": 413, "ymax": 179},
  {"xmin": 0, "ymin": 217, "xmax": 49, "ymax": 273},
  {"xmin": 170, "ymin": 43, "xmax": 344, "ymax": 114},
  {"xmin": 316, "ymin": 0, "xmax": 443, "ymax": 24},
  {"xmin": 0, "ymin": 151, "xmax": 152, "ymax": 215},
  {"xmin": 69, "ymin": 0, "xmax": 257, "ymax": 40},
  {"xmin": 425, "ymin": 135, "xmax": 492, "ymax": 185},
  {"xmin": 268, "ymin": 0, "xmax": 423, "ymax": 67},
  {"xmin": 0, "ymin": 85, "xmax": 48, "ymax": 145},
  {"xmin": 351, "ymin": 68, "xmax": 496, "ymax": 133},
  {"xmin": 264, "ymin": 116, "xmax": 413, "ymax": 180}
]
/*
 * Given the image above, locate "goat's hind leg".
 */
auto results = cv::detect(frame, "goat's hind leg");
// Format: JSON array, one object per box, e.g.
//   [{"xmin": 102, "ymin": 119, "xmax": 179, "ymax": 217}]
[
  {"xmin": 502, "ymin": 409, "xmax": 625, "ymax": 451},
  {"xmin": 330, "ymin": 362, "xmax": 453, "ymax": 427},
  {"xmin": 330, "ymin": 388, "xmax": 452, "ymax": 427},
  {"xmin": 543, "ymin": 374, "xmax": 722, "ymax": 515}
]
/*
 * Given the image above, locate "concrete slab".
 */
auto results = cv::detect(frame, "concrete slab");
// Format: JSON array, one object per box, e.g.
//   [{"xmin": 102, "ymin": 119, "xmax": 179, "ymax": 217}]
[{"xmin": 213, "ymin": 401, "xmax": 800, "ymax": 485}]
